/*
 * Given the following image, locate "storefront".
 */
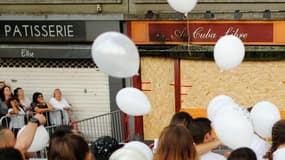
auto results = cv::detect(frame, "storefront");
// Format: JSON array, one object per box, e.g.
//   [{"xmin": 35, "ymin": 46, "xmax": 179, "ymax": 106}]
[
  {"xmin": 0, "ymin": 15, "xmax": 124, "ymax": 122},
  {"xmin": 128, "ymin": 20, "xmax": 285, "ymax": 140}
]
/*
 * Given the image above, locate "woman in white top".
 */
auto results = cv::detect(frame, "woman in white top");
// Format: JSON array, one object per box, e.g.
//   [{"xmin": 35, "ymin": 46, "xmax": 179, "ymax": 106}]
[
  {"xmin": 49, "ymin": 88, "xmax": 71, "ymax": 125},
  {"xmin": 7, "ymin": 97, "xmax": 25, "ymax": 136},
  {"xmin": 264, "ymin": 119, "xmax": 285, "ymax": 160}
]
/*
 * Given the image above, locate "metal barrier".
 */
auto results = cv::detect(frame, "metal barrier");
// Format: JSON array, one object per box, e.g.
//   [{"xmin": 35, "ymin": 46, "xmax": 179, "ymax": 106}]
[
  {"xmin": 0, "ymin": 113, "xmax": 28, "ymax": 130},
  {"xmin": 0, "ymin": 110, "xmax": 64, "ymax": 135},
  {"xmin": 0, "ymin": 110, "xmax": 129, "ymax": 159},
  {"xmin": 73, "ymin": 110, "xmax": 128, "ymax": 143}
]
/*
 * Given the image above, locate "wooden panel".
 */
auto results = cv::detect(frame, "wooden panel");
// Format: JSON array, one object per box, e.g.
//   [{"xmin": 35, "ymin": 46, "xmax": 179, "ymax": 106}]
[
  {"xmin": 181, "ymin": 108, "xmax": 285, "ymax": 120},
  {"xmin": 274, "ymin": 21, "xmax": 285, "ymax": 43},
  {"xmin": 0, "ymin": 0, "xmax": 122, "ymax": 4},
  {"xmin": 180, "ymin": 60, "xmax": 285, "ymax": 111},
  {"xmin": 141, "ymin": 57, "xmax": 175, "ymax": 140}
]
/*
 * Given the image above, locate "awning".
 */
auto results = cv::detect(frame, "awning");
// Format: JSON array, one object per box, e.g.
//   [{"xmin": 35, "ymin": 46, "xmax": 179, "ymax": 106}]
[{"xmin": 0, "ymin": 44, "xmax": 92, "ymax": 59}]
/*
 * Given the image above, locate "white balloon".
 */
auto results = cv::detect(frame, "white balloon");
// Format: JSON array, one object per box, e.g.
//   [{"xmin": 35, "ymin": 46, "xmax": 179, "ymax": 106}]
[
  {"xmin": 92, "ymin": 31, "xmax": 139, "ymax": 78},
  {"xmin": 207, "ymin": 95, "xmax": 235, "ymax": 121},
  {"xmin": 116, "ymin": 87, "xmax": 151, "ymax": 116},
  {"xmin": 109, "ymin": 148, "xmax": 147, "ymax": 160},
  {"xmin": 17, "ymin": 125, "xmax": 50, "ymax": 152},
  {"xmin": 167, "ymin": 0, "xmax": 198, "ymax": 14},
  {"xmin": 214, "ymin": 35, "xmax": 245, "ymax": 70},
  {"xmin": 124, "ymin": 141, "xmax": 153, "ymax": 160},
  {"xmin": 250, "ymin": 101, "xmax": 281, "ymax": 138},
  {"xmin": 212, "ymin": 105, "xmax": 254, "ymax": 149}
]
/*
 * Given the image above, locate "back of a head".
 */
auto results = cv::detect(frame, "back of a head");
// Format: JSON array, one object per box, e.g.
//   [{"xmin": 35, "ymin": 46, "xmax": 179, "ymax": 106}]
[
  {"xmin": 264, "ymin": 119, "xmax": 285, "ymax": 160},
  {"xmin": 48, "ymin": 133, "xmax": 89, "ymax": 160},
  {"xmin": 154, "ymin": 125, "xmax": 197, "ymax": 160},
  {"xmin": 91, "ymin": 136, "xmax": 121, "ymax": 160},
  {"xmin": 0, "ymin": 127, "xmax": 16, "ymax": 148},
  {"xmin": 169, "ymin": 112, "xmax": 193, "ymax": 130},
  {"xmin": 191, "ymin": 117, "xmax": 212, "ymax": 144},
  {"xmin": 227, "ymin": 147, "xmax": 257, "ymax": 160},
  {"xmin": 0, "ymin": 147, "xmax": 24, "ymax": 160},
  {"xmin": 51, "ymin": 125, "xmax": 74, "ymax": 139},
  {"xmin": 272, "ymin": 120, "xmax": 285, "ymax": 147}
]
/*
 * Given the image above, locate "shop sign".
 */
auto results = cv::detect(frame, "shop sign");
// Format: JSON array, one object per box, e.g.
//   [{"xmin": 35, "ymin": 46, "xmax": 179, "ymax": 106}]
[
  {"xmin": 129, "ymin": 21, "xmax": 285, "ymax": 45},
  {"xmin": 149, "ymin": 23, "xmax": 273, "ymax": 43},
  {"xmin": 0, "ymin": 21, "xmax": 86, "ymax": 42}
]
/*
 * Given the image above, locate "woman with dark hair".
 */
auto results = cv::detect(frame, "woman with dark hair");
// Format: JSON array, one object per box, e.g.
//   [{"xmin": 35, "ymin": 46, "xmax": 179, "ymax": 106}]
[
  {"xmin": 0, "ymin": 147, "xmax": 24, "ymax": 160},
  {"xmin": 169, "ymin": 111, "xmax": 193, "ymax": 130},
  {"xmin": 153, "ymin": 125, "xmax": 197, "ymax": 160},
  {"xmin": 227, "ymin": 147, "xmax": 257, "ymax": 160},
  {"xmin": 31, "ymin": 92, "xmax": 53, "ymax": 125},
  {"xmin": 264, "ymin": 119, "xmax": 285, "ymax": 160},
  {"xmin": 14, "ymin": 87, "xmax": 31, "ymax": 112},
  {"xmin": 168, "ymin": 112, "xmax": 222, "ymax": 156},
  {"xmin": 0, "ymin": 85, "xmax": 13, "ymax": 127},
  {"xmin": 6, "ymin": 97, "xmax": 25, "ymax": 136},
  {"xmin": 48, "ymin": 133, "xmax": 91, "ymax": 160},
  {"xmin": 0, "ymin": 86, "xmax": 13, "ymax": 117}
]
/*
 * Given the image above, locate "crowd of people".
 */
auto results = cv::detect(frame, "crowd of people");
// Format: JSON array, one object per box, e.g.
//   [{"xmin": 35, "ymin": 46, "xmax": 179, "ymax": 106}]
[
  {"xmin": 1, "ymin": 80, "xmax": 285, "ymax": 160},
  {"xmin": 0, "ymin": 82, "xmax": 73, "ymax": 136},
  {"xmin": 2, "ymin": 109, "xmax": 285, "ymax": 160}
]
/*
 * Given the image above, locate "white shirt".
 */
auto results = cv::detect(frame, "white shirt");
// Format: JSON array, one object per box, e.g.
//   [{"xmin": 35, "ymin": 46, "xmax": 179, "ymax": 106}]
[
  {"xmin": 20, "ymin": 97, "xmax": 31, "ymax": 110},
  {"xmin": 8, "ymin": 108, "xmax": 25, "ymax": 129},
  {"xmin": 250, "ymin": 134, "xmax": 271, "ymax": 160},
  {"xmin": 200, "ymin": 151, "xmax": 226, "ymax": 160},
  {"xmin": 49, "ymin": 97, "xmax": 71, "ymax": 125},
  {"xmin": 273, "ymin": 148, "xmax": 285, "ymax": 160}
]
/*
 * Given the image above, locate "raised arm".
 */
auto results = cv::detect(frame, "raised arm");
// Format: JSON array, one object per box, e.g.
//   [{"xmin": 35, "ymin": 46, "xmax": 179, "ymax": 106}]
[
  {"xmin": 196, "ymin": 139, "xmax": 222, "ymax": 155},
  {"xmin": 34, "ymin": 102, "xmax": 53, "ymax": 113},
  {"xmin": 14, "ymin": 114, "xmax": 46, "ymax": 154}
]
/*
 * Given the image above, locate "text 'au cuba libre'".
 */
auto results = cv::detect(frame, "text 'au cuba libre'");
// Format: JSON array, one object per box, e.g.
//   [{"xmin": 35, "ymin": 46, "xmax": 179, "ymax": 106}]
[{"xmin": 172, "ymin": 26, "xmax": 248, "ymax": 40}]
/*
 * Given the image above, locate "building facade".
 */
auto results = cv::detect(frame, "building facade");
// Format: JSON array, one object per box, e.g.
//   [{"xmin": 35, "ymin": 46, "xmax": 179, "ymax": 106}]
[{"xmin": 1, "ymin": 0, "xmax": 285, "ymax": 140}]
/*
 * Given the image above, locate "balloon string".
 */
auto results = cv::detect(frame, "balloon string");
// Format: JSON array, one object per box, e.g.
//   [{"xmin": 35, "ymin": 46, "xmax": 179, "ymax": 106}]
[{"xmin": 185, "ymin": 13, "xmax": 191, "ymax": 56}]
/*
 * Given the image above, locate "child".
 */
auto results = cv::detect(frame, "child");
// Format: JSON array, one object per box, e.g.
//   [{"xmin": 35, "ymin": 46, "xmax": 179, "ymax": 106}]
[{"xmin": 191, "ymin": 117, "xmax": 226, "ymax": 160}]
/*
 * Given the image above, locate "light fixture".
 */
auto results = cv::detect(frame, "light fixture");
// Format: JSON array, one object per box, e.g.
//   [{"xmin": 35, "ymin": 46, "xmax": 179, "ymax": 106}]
[
  {"xmin": 96, "ymin": 4, "xmax": 103, "ymax": 13},
  {"xmin": 175, "ymin": 12, "xmax": 186, "ymax": 19},
  {"xmin": 204, "ymin": 10, "xmax": 214, "ymax": 19},
  {"xmin": 145, "ymin": 10, "xmax": 154, "ymax": 19},
  {"xmin": 263, "ymin": 10, "xmax": 271, "ymax": 19},
  {"xmin": 234, "ymin": 10, "xmax": 242, "ymax": 20}
]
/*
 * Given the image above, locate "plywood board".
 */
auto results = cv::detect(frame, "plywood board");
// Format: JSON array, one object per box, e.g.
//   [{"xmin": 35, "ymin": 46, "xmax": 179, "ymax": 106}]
[{"xmin": 141, "ymin": 57, "xmax": 175, "ymax": 140}]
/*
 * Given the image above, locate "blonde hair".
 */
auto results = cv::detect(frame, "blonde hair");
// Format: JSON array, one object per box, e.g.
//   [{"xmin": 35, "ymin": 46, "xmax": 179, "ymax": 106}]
[{"xmin": 153, "ymin": 125, "xmax": 197, "ymax": 160}]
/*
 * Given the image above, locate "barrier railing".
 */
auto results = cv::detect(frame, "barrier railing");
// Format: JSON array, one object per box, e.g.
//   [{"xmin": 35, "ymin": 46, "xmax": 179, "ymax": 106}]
[
  {"xmin": 0, "ymin": 110, "xmax": 64, "ymax": 134},
  {"xmin": 72, "ymin": 110, "xmax": 128, "ymax": 143},
  {"xmin": 0, "ymin": 110, "xmax": 129, "ymax": 159}
]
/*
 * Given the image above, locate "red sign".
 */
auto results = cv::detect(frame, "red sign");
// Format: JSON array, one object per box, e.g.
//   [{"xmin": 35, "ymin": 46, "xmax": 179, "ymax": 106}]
[{"xmin": 149, "ymin": 23, "xmax": 273, "ymax": 43}]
